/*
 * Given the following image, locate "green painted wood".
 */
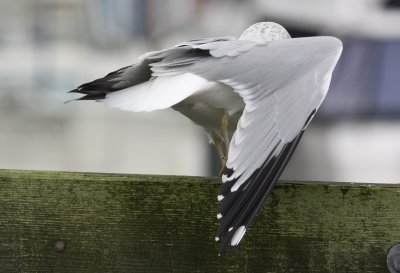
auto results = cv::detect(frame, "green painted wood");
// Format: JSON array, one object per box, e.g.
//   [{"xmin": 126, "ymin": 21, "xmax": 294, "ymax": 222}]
[{"xmin": 0, "ymin": 169, "xmax": 399, "ymax": 273}]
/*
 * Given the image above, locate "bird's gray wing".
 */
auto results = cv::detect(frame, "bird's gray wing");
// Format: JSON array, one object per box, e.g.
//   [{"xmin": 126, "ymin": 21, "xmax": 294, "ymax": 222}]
[
  {"xmin": 69, "ymin": 36, "xmax": 254, "ymax": 102},
  {"xmin": 183, "ymin": 36, "xmax": 342, "ymax": 254},
  {"xmin": 103, "ymin": 38, "xmax": 261, "ymax": 111},
  {"xmin": 149, "ymin": 37, "xmax": 259, "ymax": 76},
  {"xmin": 175, "ymin": 36, "xmax": 258, "ymax": 57},
  {"xmin": 99, "ymin": 38, "xmax": 260, "ymax": 111}
]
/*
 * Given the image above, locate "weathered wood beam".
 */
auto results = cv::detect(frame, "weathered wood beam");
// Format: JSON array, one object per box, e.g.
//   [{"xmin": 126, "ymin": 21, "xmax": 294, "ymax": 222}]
[{"xmin": 0, "ymin": 169, "xmax": 399, "ymax": 273}]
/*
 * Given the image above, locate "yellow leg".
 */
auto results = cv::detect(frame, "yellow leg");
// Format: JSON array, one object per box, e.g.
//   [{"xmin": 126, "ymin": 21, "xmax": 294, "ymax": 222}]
[
  {"xmin": 211, "ymin": 113, "xmax": 231, "ymax": 177},
  {"xmin": 221, "ymin": 112, "xmax": 230, "ymax": 155},
  {"xmin": 212, "ymin": 134, "xmax": 227, "ymax": 166}
]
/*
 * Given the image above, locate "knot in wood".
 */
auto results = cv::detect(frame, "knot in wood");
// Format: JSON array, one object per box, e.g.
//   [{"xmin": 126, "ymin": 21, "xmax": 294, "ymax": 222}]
[{"xmin": 54, "ymin": 240, "xmax": 66, "ymax": 253}]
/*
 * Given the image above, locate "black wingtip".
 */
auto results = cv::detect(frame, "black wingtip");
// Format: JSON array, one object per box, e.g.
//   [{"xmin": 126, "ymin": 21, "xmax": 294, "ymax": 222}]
[
  {"xmin": 64, "ymin": 96, "xmax": 82, "ymax": 104},
  {"xmin": 215, "ymin": 131, "xmax": 305, "ymax": 255},
  {"xmin": 64, "ymin": 94, "xmax": 95, "ymax": 104},
  {"xmin": 68, "ymin": 88, "xmax": 80, "ymax": 93}
]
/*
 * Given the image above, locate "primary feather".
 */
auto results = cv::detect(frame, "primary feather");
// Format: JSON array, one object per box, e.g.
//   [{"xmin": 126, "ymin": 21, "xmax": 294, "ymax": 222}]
[{"xmin": 69, "ymin": 22, "xmax": 342, "ymax": 255}]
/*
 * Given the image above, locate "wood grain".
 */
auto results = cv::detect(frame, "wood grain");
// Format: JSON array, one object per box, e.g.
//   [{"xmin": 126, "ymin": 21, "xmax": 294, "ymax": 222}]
[{"xmin": 0, "ymin": 169, "xmax": 399, "ymax": 273}]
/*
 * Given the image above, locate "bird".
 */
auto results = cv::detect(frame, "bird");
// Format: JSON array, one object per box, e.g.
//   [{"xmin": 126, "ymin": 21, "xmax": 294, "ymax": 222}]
[{"xmin": 69, "ymin": 22, "xmax": 343, "ymax": 255}]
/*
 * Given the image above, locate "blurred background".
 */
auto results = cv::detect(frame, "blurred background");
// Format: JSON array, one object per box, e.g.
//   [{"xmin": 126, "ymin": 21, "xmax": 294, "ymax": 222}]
[{"xmin": 1, "ymin": 0, "xmax": 400, "ymax": 183}]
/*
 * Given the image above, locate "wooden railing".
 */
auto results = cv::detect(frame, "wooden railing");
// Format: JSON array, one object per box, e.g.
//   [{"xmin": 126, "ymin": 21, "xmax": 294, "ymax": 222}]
[{"xmin": 0, "ymin": 170, "xmax": 399, "ymax": 273}]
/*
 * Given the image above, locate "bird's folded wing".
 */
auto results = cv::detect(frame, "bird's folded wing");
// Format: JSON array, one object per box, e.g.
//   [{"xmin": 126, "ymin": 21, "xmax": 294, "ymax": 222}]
[
  {"xmin": 186, "ymin": 36, "xmax": 342, "ymax": 253},
  {"xmin": 104, "ymin": 38, "xmax": 262, "ymax": 111},
  {"xmin": 104, "ymin": 40, "xmax": 256, "ymax": 111},
  {"xmin": 70, "ymin": 37, "xmax": 260, "ymax": 111}
]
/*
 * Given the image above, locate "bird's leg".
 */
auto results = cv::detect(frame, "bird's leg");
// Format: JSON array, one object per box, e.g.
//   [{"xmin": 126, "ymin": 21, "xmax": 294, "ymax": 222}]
[
  {"xmin": 214, "ymin": 112, "xmax": 232, "ymax": 177},
  {"xmin": 212, "ymin": 134, "xmax": 227, "ymax": 166},
  {"xmin": 221, "ymin": 112, "xmax": 230, "ymax": 155},
  {"xmin": 211, "ymin": 113, "xmax": 232, "ymax": 177}
]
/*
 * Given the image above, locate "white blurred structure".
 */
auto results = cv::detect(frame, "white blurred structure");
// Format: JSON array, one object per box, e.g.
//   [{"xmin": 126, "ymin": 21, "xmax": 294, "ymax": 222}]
[
  {"xmin": 283, "ymin": 121, "xmax": 400, "ymax": 183},
  {"xmin": 254, "ymin": 0, "xmax": 400, "ymax": 39},
  {"xmin": 1, "ymin": 0, "xmax": 400, "ymax": 183}
]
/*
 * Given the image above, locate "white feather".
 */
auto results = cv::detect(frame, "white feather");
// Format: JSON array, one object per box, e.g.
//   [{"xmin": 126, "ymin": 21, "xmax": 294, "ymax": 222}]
[
  {"xmin": 105, "ymin": 73, "xmax": 209, "ymax": 112},
  {"xmin": 231, "ymin": 226, "xmax": 247, "ymax": 246}
]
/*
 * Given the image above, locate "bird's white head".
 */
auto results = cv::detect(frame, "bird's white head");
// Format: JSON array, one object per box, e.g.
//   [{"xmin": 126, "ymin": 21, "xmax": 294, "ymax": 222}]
[{"xmin": 239, "ymin": 22, "xmax": 291, "ymax": 43}]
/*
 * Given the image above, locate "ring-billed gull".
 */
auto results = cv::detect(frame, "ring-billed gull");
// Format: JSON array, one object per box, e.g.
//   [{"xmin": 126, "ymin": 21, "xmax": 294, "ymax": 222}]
[{"xmin": 69, "ymin": 22, "xmax": 342, "ymax": 254}]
